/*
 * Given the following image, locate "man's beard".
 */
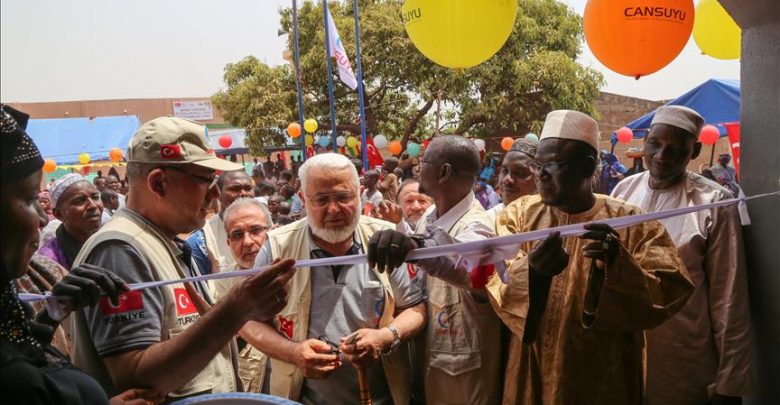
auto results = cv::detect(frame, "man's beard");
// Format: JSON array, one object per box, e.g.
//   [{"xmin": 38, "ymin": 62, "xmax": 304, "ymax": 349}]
[{"xmin": 309, "ymin": 208, "xmax": 361, "ymax": 244}]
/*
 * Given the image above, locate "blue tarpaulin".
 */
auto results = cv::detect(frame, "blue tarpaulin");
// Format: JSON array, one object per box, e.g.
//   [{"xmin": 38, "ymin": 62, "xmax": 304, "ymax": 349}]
[
  {"xmin": 26, "ymin": 115, "xmax": 141, "ymax": 164},
  {"xmin": 611, "ymin": 79, "xmax": 740, "ymax": 143}
]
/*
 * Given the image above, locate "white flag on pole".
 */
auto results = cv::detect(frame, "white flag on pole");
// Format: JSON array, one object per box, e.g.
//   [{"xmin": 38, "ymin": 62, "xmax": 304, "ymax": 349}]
[{"xmin": 326, "ymin": 8, "xmax": 358, "ymax": 90}]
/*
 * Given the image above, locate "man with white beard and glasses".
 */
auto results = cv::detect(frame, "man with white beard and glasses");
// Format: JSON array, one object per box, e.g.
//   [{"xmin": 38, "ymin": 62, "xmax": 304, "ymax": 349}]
[{"xmin": 242, "ymin": 153, "xmax": 426, "ymax": 405}]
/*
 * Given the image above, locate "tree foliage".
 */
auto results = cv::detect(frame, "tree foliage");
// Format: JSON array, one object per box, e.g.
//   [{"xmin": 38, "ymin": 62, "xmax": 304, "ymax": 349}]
[{"xmin": 212, "ymin": 0, "xmax": 603, "ymax": 155}]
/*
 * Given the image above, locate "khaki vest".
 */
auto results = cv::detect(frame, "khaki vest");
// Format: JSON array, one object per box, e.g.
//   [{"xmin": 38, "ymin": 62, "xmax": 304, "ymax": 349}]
[
  {"xmin": 420, "ymin": 200, "xmax": 502, "ymax": 405},
  {"xmin": 267, "ymin": 216, "xmax": 411, "ymax": 404},
  {"xmin": 69, "ymin": 209, "xmax": 238, "ymax": 398}
]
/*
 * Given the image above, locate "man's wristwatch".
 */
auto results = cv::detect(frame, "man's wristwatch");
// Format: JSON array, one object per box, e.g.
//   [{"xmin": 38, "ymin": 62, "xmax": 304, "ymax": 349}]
[{"xmin": 381, "ymin": 325, "xmax": 401, "ymax": 356}]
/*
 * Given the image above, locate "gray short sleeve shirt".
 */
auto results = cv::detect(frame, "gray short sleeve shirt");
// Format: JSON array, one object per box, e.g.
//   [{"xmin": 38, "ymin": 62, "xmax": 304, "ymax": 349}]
[{"xmin": 81, "ymin": 241, "xmax": 164, "ymax": 356}]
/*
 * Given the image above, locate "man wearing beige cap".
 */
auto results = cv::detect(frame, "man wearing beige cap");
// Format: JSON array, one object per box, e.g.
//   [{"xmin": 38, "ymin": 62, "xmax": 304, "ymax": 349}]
[
  {"xmin": 485, "ymin": 110, "xmax": 694, "ymax": 403},
  {"xmin": 69, "ymin": 117, "xmax": 296, "ymax": 400},
  {"xmin": 612, "ymin": 105, "xmax": 752, "ymax": 405}
]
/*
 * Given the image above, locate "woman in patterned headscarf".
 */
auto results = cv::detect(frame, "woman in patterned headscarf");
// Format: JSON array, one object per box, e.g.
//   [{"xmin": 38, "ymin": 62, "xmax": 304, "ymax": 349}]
[{"xmin": 0, "ymin": 105, "xmax": 158, "ymax": 404}]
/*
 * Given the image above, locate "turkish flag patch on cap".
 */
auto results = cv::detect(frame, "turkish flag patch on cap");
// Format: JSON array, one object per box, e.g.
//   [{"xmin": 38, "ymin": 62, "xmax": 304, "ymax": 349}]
[
  {"xmin": 160, "ymin": 144, "xmax": 182, "ymax": 160},
  {"xmin": 174, "ymin": 288, "xmax": 198, "ymax": 316},
  {"xmin": 99, "ymin": 290, "xmax": 143, "ymax": 316}
]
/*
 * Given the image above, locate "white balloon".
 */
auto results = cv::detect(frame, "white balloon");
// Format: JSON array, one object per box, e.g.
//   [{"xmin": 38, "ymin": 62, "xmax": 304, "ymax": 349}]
[
  {"xmin": 473, "ymin": 139, "xmax": 486, "ymax": 151},
  {"xmin": 374, "ymin": 134, "xmax": 388, "ymax": 149},
  {"xmin": 336, "ymin": 136, "xmax": 346, "ymax": 147}
]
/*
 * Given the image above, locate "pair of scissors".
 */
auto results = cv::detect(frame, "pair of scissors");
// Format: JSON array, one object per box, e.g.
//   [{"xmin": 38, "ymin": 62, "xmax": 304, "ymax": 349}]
[{"xmin": 318, "ymin": 336, "xmax": 341, "ymax": 355}]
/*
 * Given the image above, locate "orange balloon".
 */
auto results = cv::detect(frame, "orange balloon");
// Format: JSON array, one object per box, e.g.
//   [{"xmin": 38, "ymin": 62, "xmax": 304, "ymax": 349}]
[
  {"xmin": 287, "ymin": 122, "xmax": 302, "ymax": 138},
  {"xmin": 389, "ymin": 141, "xmax": 403, "ymax": 155},
  {"xmin": 109, "ymin": 148, "xmax": 124, "ymax": 162},
  {"xmin": 501, "ymin": 137, "xmax": 514, "ymax": 151},
  {"xmin": 43, "ymin": 159, "xmax": 57, "ymax": 173},
  {"xmin": 584, "ymin": 0, "xmax": 694, "ymax": 79}
]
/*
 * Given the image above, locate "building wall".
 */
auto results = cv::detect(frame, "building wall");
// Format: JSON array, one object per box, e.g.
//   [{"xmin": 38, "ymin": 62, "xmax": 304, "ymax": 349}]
[
  {"xmin": 593, "ymin": 91, "xmax": 734, "ymax": 174},
  {"xmin": 7, "ymin": 97, "xmax": 225, "ymax": 125},
  {"xmin": 14, "ymin": 93, "xmax": 738, "ymax": 177}
]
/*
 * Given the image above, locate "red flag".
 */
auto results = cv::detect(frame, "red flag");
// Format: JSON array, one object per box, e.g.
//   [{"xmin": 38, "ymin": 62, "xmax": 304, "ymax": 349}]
[
  {"xmin": 366, "ymin": 137, "xmax": 384, "ymax": 170},
  {"xmin": 724, "ymin": 122, "xmax": 740, "ymax": 178},
  {"xmin": 174, "ymin": 288, "xmax": 198, "ymax": 316},
  {"xmin": 99, "ymin": 290, "xmax": 143, "ymax": 315}
]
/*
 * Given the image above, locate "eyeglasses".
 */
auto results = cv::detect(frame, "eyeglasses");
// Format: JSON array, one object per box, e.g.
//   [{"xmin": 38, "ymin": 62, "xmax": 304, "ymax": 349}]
[
  {"xmin": 228, "ymin": 225, "xmax": 271, "ymax": 242},
  {"xmin": 528, "ymin": 160, "xmax": 575, "ymax": 175},
  {"xmin": 307, "ymin": 192, "xmax": 356, "ymax": 208},
  {"xmin": 162, "ymin": 166, "xmax": 218, "ymax": 188},
  {"xmin": 529, "ymin": 155, "xmax": 596, "ymax": 175}
]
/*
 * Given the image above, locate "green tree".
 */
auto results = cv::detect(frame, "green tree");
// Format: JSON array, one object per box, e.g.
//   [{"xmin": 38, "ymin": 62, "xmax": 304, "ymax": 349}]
[{"xmin": 212, "ymin": 0, "xmax": 603, "ymax": 156}]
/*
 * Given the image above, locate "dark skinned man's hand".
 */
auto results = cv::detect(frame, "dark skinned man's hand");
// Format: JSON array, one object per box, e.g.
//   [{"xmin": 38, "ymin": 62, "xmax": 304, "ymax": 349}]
[
  {"xmin": 528, "ymin": 231, "xmax": 569, "ymax": 277},
  {"xmin": 581, "ymin": 223, "xmax": 620, "ymax": 267}
]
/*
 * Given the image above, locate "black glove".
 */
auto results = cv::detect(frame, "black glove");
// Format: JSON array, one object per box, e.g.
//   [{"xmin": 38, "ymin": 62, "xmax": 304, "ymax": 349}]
[
  {"xmin": 38, "ymin": 263, "xmax": 130, "ymax": 325},
  {"xmin": 367, "ymin": 230, "xmax": 419, "ymax": 273}
]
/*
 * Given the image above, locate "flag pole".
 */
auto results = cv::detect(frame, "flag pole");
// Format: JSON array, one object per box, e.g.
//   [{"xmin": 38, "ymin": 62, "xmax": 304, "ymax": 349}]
[
  {"xmin": 352, "ymin": 0, "xmax": 369, "ymax": 171},
  {"xmin": 322, "ymin": 0, "xmax": 339, "ymax": 149},
  {"xmin": 292, "ymin": 0, "xmax": 307, "ymax": 161}
]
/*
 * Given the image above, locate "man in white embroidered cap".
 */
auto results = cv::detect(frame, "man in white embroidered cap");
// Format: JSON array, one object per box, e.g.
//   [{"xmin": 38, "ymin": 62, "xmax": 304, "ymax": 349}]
[
  {"xmin": 485, "ymin": 110, "xmax": 694, "ymax": 404},
  {"xmin": 69, "ymin": 117, "xmax": 297, "ymax": 400},
  {"xmin": 611, "ymin": 105, "xmax": 752, "ymax": 405}
]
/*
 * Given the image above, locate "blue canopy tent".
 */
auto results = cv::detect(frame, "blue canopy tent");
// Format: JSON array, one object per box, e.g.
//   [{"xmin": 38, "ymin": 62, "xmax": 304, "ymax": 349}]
[
  {"xmin": 26, "ymin": 115, "xmax": 141, "ymax": 164},
  {"xmin": 611, "ymin": 79, "xmax": 740, "ymax": 144}
]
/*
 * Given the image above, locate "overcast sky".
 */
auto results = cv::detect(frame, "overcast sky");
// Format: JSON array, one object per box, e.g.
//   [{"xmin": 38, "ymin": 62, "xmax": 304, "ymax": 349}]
[{"xmin": 1, "ymin": 0, "xmax": 740, "ymax": 103}]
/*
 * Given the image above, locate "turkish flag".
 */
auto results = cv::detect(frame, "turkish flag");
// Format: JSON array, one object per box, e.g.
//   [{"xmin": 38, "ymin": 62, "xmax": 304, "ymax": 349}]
[
  {"xmin": 366, "ymin": 137, "xmax": 384, "ymax": 170},
  {"xmin": 278, "ymin": 315, "xmax": 294, "ymax": 339},
  {"xmin": 160, "ymin": 144, "xmax": 182, "ymax": 160},
  {"xmin": 99, "ymin": 290, "xmax": 143, "ymax": 315},
  {"xmin": 174, "ymin": 288, "xmax": 198, "ymax": 316},
  {"xmin": 724, "ymin": 122, "xmax": 741, "ymax": 178}
]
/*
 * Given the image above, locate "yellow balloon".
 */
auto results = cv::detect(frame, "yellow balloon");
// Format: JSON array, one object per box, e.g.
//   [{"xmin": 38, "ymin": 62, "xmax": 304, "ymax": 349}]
[
  {"xmin": 346, "ymin": 136, "xmax": 359, "ymax": 148},
  {"xmin": 78, "ymin": 153, "xmax": 91, "ymax": 165},
  {"xmin": 304, "ymin": 119, "xmax": 318, "ymax": 134},
  {"xmin": 305, "ymin": 134, "xmax": 314, "ymax": 147},
  {"xmin": 693, "ymin": 0, "xmax": 741, "ymax": 60},
  {"xmin": 402, "ymin": 0, "xmax": 518, "ymax": 69}
]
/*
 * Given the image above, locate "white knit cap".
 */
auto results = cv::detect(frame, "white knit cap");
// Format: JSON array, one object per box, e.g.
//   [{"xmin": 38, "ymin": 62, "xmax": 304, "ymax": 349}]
[
  {"xmin": 49, "ymin": 173, "xmax": 86, "ymax": 207},
  {"xmin": 540, "ymin": 110, "xmax": 600, "ymax": 152},
  {"xmin": 651, "ymin": 105, "xmax": 705, "ymax": 137}
]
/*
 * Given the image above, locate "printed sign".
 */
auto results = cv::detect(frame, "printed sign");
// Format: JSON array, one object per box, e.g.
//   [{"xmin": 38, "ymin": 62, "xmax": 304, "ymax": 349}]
[{"xmin": 173, "ymin": 101, "xmax": 214, "ymax": 121}]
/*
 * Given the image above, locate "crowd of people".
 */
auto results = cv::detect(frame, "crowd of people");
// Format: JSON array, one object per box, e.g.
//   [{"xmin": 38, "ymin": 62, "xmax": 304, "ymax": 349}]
[{"xmin": 1, "ymin": 103, "xmax": 751, "ymax": 405}]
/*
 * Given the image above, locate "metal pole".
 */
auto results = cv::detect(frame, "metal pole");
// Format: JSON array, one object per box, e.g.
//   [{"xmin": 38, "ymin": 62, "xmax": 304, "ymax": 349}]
[
  {"xmin": 292, "ymin": 0, "xmax": 307, "ymax": 162},
  {"xmin": 322, "ymin": 0, "xmax": 339, "ymax": 148},
  {"xmin": 352, "ymin": 0, "xmax": 368, "ymax": 171}
]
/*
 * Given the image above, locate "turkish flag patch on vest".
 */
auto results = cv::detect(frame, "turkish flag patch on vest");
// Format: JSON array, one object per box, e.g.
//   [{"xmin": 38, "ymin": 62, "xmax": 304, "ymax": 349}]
[
  {"xmin": 278, "ymin": 315, "xmax": 294, "ymax": 339},
  {"xmin": 99, "ymin": 290, "xmax": 143, "ymax": 315},
  {"xmin": 174, "ymin": 288, "xmax": 198, "ymax": 316},
  {"xmin": 160, "ymin": 144, "xmax": 182, "ymax": 160}
]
